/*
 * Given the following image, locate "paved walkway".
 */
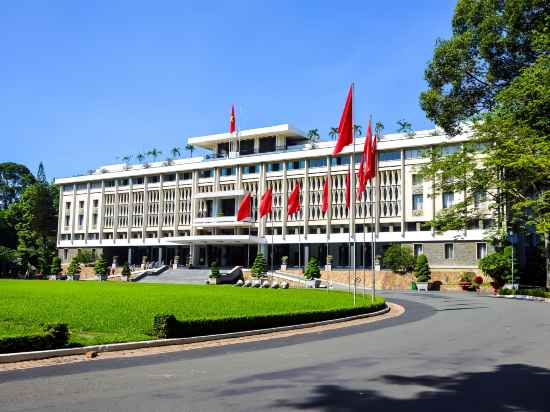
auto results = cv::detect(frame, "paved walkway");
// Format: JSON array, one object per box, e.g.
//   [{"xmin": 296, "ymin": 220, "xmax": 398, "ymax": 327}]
[{"xmin": 1, "ymin": 292, "xmax": 549, "ymax": 411}]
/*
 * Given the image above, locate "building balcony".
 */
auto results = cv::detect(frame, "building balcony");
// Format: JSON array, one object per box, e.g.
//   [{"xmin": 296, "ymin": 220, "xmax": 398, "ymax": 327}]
[
  {"xmin": 412, "ymin": 209, "xmax": 424, "ymax": 216},
  {"xmin": 194, "ymin": 216, "xmax": 251, "ymax": 227}
]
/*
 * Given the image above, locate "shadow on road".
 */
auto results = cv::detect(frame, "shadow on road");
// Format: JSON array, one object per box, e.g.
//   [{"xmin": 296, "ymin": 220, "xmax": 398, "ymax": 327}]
[{"xmin": 274, "ymin": 363, "xmax": 550, "ymax": 411}]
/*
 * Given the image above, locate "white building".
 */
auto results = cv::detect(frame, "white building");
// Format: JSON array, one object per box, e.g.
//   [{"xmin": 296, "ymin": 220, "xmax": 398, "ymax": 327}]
[{"xmin": 55, "ymin": 124, "xmax": 493, "ymax": 269}]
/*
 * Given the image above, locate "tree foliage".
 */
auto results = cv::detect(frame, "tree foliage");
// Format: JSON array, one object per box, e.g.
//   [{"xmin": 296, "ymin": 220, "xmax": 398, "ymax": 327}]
[
  {"xmin": 251, "ymin": 253, "xmax": 267, "ymax": 278},
  {"xmin": 67, "ymin": 257, "xmax": 81, "ymax": 275},
  {"xmin": 382, "ymin": 245, "xmax": 415, "ymax": 274},
  {"xmin": 209, "ymin": 261, "xmax": 220, "ymax": 278},
  {"xmin": 0, "ymin": 162, "xmax": 35, "ymax": 209},
  {"xmin": 50, "ymin": 256, "xmax": 62, "ymax": 276},
  {"xmin": 121, "ymin": 262, "xmax": 132, "ymax": 278},
  {"xmin": 304, "ymin": 257, "xmax": 321, "ymax": 280},
  {"xmin": 479, "ymin": 246, "xmax": 516, "ymax": 287},
  {"xmin": 94, "ymin": 257, "xmax": 109, "ymax": 276},
  {"xmin": 414, "ymin": 254, "xmax": 431, "ymax": 282}
]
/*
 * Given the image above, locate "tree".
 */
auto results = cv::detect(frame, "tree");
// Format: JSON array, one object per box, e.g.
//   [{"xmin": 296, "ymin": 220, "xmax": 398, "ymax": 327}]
[
  {"xmin": 382, "ymin": 244, "xmax": 415, "ymax": 274},
  {"xmin": 119, "ymin": 155, "xmax": 132, "ymax": 164},
  {"xmin": 420, "ymin": 0, "xmax": 549, "ymax": 136},
  {"xmin": 306, "ymin": 129, "xmax": 320, "ymax": 143},
  {"xmin": 0, "ymin": 246, "xmax": 17, "ymax": 277},
  {"xmin": 304, "ymin": 257, "xmax": 321, "ymax": 280},
  {"xmin": 353, "ymin": 124, "xmax": 363, "ymax": 138},
  {"xmin": 50, "ymin": 256, "xmax": 62, "ymax": 276},
  {"xmin": 251, "ymin": 253, "xmax": 267, "ymax": 278},
  {"xmin": 375, "ymin": 121, "xmax": 384, "ymax": 135},
  {"xmin": 94, "ymin": 256, "xmax": 109, "ymax": 276},
  {"xmin": 209, "ymin": 261, "xmax": 220, "ymax": 278},
  {"xmin": 36, "ymin": 162, "xmax": 47, "ymax": 183},
  {"xmin": 479, "ymin": 246, "xmax": 515, "ymax": 288},
  {"xmin": 396, "ymin": 119, "xmax": 414, "ymax": 136},
  {"xmin": 328, "ymin": 127, "xmax": 338, "ymax": 140},
  {"xmin": 67, "ymin": 257, "xmax": 81, "ymax": 275},
  {"xmin": 185, "ymin": 144, "xmax": 195, "ymax": 158},
  {"xmin": 121, "ymin": 262, "xmax": 132, "ymax": 279},
  {"xmin": 147, "ymin": 149, "xmax": 162, "ymax": 162},
  {"xmin": 170, "ymin": 147, "xmax": 181, "ymax": 159},
  {"xmin": 0, "ymin": 162, "xmax": 35, "ymax": 209},
  {"xmin": 414, "ymin": 254, "xmax": 431, "ymax": 283},
  {"xmin": 136, "ymin": 153, "xmax": 146, "ymax": 163}
]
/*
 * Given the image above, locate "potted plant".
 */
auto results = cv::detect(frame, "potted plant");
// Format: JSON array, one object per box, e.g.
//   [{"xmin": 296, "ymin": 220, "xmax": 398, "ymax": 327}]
[
  {"xmin": 208, "ymin": 261, "xmax": 221, "ymax": 284},
  {"xmin": 94, "ymin": 256, "xmax": 109, "ymax": 281},
  {"xmin": 121, "ymin": 262, "xmax": 132, "ymax": 282},
  {"xmin": 325, "ymin": 255, "xmax": 333, "ymax": 272},
  {"xmin": 413, "ymin": 254, "xmax": 431, "ymax": 291},
  {"xmin": 304, "ymin": 257, "xmax": 321, "ymax": 288},
  {"xmin": 281, "ymin": 256, "xmax": 288, "ymax": 271},
  {"xmin": 67, "ymin": 257, "xmax": 81, "ymax": 281},
  {"xmin": 460, "ymin": 272, "xmax": 476, "ymax": 291},
  {"xmin": 472, "ymin": 275, "xmax": 484, "ymax": 292}
]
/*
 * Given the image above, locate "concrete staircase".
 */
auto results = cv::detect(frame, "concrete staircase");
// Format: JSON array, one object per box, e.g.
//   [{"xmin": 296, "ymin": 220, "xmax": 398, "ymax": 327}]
[{"xmin": 137, "ymin": 268, "xmax": 211, "ymax": 284}]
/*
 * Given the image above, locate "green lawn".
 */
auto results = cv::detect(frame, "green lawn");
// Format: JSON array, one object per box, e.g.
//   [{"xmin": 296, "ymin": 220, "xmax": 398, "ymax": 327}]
[{"xmin": 0, "ymin": 280, "xmax": 384, "ymax": 346}]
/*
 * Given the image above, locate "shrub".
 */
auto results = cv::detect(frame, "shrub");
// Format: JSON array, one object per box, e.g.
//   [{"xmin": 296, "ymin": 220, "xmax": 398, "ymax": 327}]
[
  {"xmin": 209, "ymin": 261, "xmax": 220, "ymax": 278},
  {"xmin": 460, "ymin": 272, "xmax": 476, "ymax": 291},
  {"xmin": 382, "ymin": 244, "xmax": 415, "ymax": 274},
  {"xmin": 50, "ymin": 256, "xmax": 62, "ymax": 276},
  {"xmin": 251, "ymin": 253, "xmax": 267, "ymax": 278},
  {"xmin": 0, "ymin": 323, "xmax": 69, "ymax": 354},
  {"xmin": 413, "ymin": 254, "xmax": 431, "ymax": 282},
  {"xmin": 121, "ymin": 262, "xmax": 131, "ymax": 279},
  {"xmin": 152, "ymin": 314, "xmax": 177, "ymax": 339},
  {"xmin": 499, "ymin": 287, "xmax": 515, "ymax": 296},
  {"xmin": 94, "ymin": 256, "xmax": 109, "ymax": 276},
  {"xmin": 67, "ymin": 257, "xmax": 81, "ymax": 275},
  {"xmin": 518, "ymin": 288, "xmax": 548, "ymax": 298},
  {"xmin": 479, "ymin": 246, "xmax": 516, "ymax": 289},
  {"xmin": 76, "ymin": 249, "xmax": 95, "ymax": 264},
  {"xmin": 473, "ymin": 275, "xmax": 484, "ymax": 287},
  {"xmin": 304, "ymin": 257, "xmax": 321, "ymax": 280}
]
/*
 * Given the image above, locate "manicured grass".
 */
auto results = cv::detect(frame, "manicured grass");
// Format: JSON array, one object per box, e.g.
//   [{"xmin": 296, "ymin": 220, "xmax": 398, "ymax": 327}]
[{"xmin": 0, "ymin": 280, "xmax": 384, "ymax": 346}]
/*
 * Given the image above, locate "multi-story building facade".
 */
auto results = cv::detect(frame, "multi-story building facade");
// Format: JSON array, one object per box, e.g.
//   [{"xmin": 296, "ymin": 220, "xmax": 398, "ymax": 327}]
[{"xmin": 55, "ymin": 124, "xmax": 493, "ymax": 269}]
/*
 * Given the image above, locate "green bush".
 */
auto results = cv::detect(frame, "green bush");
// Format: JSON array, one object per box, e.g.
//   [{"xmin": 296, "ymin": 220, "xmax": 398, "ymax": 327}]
[
  {"xmin": 209, "ymin": 261, "xmax": 220, "ymax": 278},
  {"xmin": 76, "ymin": 249, "xmax": 95, "ymax": 264},
  {"xmin": 499, "ymin": 287, "xmax": 515, "ymax": 296},
  {"xmin": 50, "ymin": 256, "xmax": 62, "ymax": 276},
  {"xmin": 413, "ymin": 254, "xmax": 431, "ymax": 282},
  {"xmin": 94, "ymin": 256, "xmax": 109, "ymax": 276},
  {"xmin": 382, "ymin": 244, "xmax": 415, "ymax": 274},
  {"xmin": 151, "ymin": 303, "xmax": 387, "ymax": 339},
  {"xmin": 251, "ymin": 253, "xmax": 267, "ymax": 278},
  {"xmin": 121, "ymin": 262, "xmax": 131, "ymax": 278},
  {"xmin": 67, "ymin": 257, "xmax": 81, "ymax": 275},
  {"xmin": 304, "ymin": 257, "xmax": 321, "ymax": 280},
  {"xmin": 518, "ymin": 288, "xmax": 549, "ymax": 298},
  {"xmin": 479, "ymin": 246, "xmax": 516, "ymax": 288},
  {"xmin": 0, "ymin": 323, "xmax": 69, "ymax": 354}
]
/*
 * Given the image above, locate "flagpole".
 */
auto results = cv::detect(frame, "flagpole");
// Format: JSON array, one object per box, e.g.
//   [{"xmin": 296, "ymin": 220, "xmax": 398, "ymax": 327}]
[
  {"xmin": 271, "ymin": 212, "xmax": 274, "ymax": 274},
  {"xmin": 351, "ymin": 82, "xmax": 357, "ymax": 306},
  {"xmin": 248, "ymin": 221, "xmax": 251, "ymax": 268},
  {"xmin": 371, "ymin": 132, "xmax": 379, "ymax": 303}
]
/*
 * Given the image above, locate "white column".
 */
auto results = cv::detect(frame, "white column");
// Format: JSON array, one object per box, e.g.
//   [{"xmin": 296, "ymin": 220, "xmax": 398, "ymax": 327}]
[
  {"xmin": 84, "ymin": 182, "xmax": 91, "ymax": 244},
  {"xmin": 401, "ymin": 149, "xmax": 406, "ymax": 236},
  {"xmin": 303, "ymin": 160, "xmax": 309, "ymax": 240},
  {"xmin": 99, "ymin": 180, "xmax": 105, "ymax": 243},
  {"xmin": 70, "ymin": 184, "xmax": 76, "ymax": 245},
  {"xmin": 174, "ymin": 173, "xmax": 180, "ymax": 236}
]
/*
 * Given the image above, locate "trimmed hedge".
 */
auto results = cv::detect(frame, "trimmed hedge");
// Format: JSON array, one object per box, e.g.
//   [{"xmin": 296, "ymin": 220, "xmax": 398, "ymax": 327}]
[
  {"xmin": 152, "ymin": 303, "xmax": 386, "ymax": 339},
  {"xmin": 0, "ymin": 323, "xmax": 69, "ymax": 354},
  {"xmin": 500, "ymin": 288, "xmax": 549, "ymax": 298}
]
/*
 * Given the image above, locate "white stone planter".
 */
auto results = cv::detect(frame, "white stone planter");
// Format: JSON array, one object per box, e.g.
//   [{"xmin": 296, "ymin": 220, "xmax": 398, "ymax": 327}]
[
  {"xmin": 67, "ymin": 274, "xmax": 80, "ymax": 281},
  {"xmin": 324, "ymin": 264, "xmax": 332, "ymax": 272},
  {"xmin": 280, "ymin": 264, "xmax": 287, "ymax": 271},
  {"xmin": 416, "ymin": 282, "xmax": 429, "ymax": 292},
  {"xmin": 96, "ymin": 274, "xmax": 108, "ymax": 281},
  {"xmin": 306, "ymin": 279, "xmax": 321, "ymax": 288}
]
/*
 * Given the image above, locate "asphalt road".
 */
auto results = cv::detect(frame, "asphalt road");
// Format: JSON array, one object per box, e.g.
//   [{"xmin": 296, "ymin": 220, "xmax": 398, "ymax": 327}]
[{"xmin": 1, "ymin": 292, "xmax": 549, "ymax": 412}]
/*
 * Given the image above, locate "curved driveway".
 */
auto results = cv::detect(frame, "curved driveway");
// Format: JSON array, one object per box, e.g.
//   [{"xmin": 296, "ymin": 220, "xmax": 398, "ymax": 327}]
[{"xmin": 1, "ymin": 292, "xmax": 549, "ymax": 411}]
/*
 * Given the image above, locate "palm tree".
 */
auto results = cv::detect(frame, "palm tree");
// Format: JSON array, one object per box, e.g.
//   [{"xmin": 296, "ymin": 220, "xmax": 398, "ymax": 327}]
[
  {"xmin": 170, "ymin": 147, "xmax": 181, "ymax": 159},
  {"xmin": 119, "ymin": 155, "xmax": 132, "ymax": 164},
  {"xmin": 185, "ymin": 144, "xmax": 195, "ymax": 158},
  {"xmin": 306, "ymin": 128, "xmax": 320, "ymax": 142},
  {"xmin": 328, "ymin": 127, "xmax": 339, "ymax": 140},
  {"xmin": 353, "ymin": 124, "xmax": 363, "ymax": 138},
  {"xmin": 397, "ymin": 119, "xmax": 414, "ymax": 136},
  {"xmin": 147, "ymin": 148, "xmax": 162, "ymax": 162},
  {"xmin": 375, "ymin": 121, "xmax": 384, "ymax": 136},
  {"xmin": 136, "ymin": 153, "xmax": 146, "ymax": 164}
]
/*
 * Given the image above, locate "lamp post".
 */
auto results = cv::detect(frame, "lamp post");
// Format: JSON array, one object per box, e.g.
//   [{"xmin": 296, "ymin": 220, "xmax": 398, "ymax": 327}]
[{"xmin": 508, "ymin": 230, "xmax": 516, "ymax": 289}]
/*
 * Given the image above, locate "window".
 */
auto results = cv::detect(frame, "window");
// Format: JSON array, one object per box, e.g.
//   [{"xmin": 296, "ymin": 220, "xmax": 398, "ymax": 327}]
[
  {"xmin": 242, "ymin": 165, "xmax": 257, "ymax": 174},
  {"xmin": 267, "ymin": 162, "xmax": 283, "ymax": 172},
  {"xmin": 407, "ymin": 222, "xmax": 417, "ymax": 232},
  {"xmin": 118, "ymin": 178, "xmax": 129, "ymax": 186},
  {"xmin": 287, "ymin": 160, "xmax": 305, "ymax": 170},
  {"xmin": 163, "ymin": 174, "xmax": 176, "ymax": 182},
  {"xmin": 147, "ymin": 175, "xmax": 160, "ymax": 184},
  {"xmin": 104, "ymin": 180, "xmax": 115, "ymax": 187},
  {"xmin": 92, "ymin": 214, "xmax": 98, "ymax": 226},
  {"xmin": 405, "ymin": 148, "xmax": 427, "ymax": 160},
  {"xmin": 63, "ymin": 185, "xmax": 73, "ymax": 192},
  {"xmin": 79, "ymin": 201, "xmax": 84, "ymax": 209},
  {"xmin": 330, "ymin": 156, "xmax": 350, "ymax": 166},
  {"xmin": 477, "ymin": 243, "xmax": 487, "ymax": 259},
  {"xmin": 379, "ymin": 150, "xmax": 401, "ymax": 162},
  {"xmin": 442, "ymin": 192, "xmax": 454, "ymax": 208},
  {"xmin": 90, "ymin": 181, "xmax": 101, "ymax": 189},
  {"xmin": 76, "ymin": 183, "xmax": 87, "ymax": 191},
  {"xmin": 65, "ymin": 202, "xmax": 71, "ymax": 211},
  {"xmin": 132, "ymin": 177, "xmax": 144, "ymax": 185},
  {"xmin": 412, "ymin": 194, "xmax": 423, "ymax": 211},
  {"xmin": 65, "ymin": 215, "xmax": 70, "ymax": 226},
  {"xmin": 78, "ymin": 215, "xmax": 84, "ymax": 226},
  {"xmin": 413, "ymin": 244, "xmax": 423, "ymax": 257},
  {"xmin": 220, "ymin": 167, "xmax": 235, "ymax": 177},
  {"xmin": 441, "ymin": 144, "xmax": 461, "ymax": 156},
  {"xmin": 63, "ymin": 249, "xmax": 68, "ymax": 260},
  {"xmin": 444, "ymin": 243, "xmax": 454, "ymax": 259},
  {"xmin": 412, "ymin": 174, "xmax": 423, "ymax": 185},
  {"xmin": 474, "ymin": 191, "xmax": 486, "ymax": 208},
  {"xmin": 179, "ymin": 172, "xmax": 192, "ymax": 180},
  {"xmin": 308, "ymin": 158, "xmax": 327, "ymax": 168},
  {"xmin": 93, "ymin": 199, "xmax": 99, "ymax": 207},
  {"xmin": 199, "ymin": 169, "xmax": 212, "ymax": 178}
]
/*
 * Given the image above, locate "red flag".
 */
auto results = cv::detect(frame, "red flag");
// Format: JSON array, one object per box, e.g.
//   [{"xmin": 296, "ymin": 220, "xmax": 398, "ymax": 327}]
[
  {"xmin": 259, "ymin": 187, "xmax": 272, "ymax": 218},
  {"xmin": 237, "ymin": 193, "xmax": 252, "ymax": 221},
  {"xmin": 322, "ymin": 177, "xmax": 329, "ymax": 215},
  {"xmin": 288, "ymin": 182, "xmax": 301, "ymax": 216},
  {"xmin": 345, "ymin": 167, "xmax": 351, "ymax": 209},
  {"xmin": 229, "ymin": 105, "xmax": 236, "ymax": 134},
  {"xmin": 357, "ymin": 119, "xmax": 372, "ymax": 199},
  {"xmin": 357, "ymin": 155, "xmax": 366, "ymax": 201},
  {"xmin": 366, "ymin": 130, "xmax": 377, "ymax": 180},
  {"xmin": 332, "ymin": 86, "xmax": 353, "ymax": 155}
]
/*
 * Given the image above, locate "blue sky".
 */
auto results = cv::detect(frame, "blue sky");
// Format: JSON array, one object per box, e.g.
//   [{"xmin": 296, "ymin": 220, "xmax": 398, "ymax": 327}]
[{"xmin": 2, "ymin": 1, "xmax": 456, "ymax": 180}]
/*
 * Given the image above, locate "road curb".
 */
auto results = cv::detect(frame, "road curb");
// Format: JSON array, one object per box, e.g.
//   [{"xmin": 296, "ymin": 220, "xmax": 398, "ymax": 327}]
[
  {"xmin": 493, "ymin": 294, "xmax": 550, "ymax": 303},
  {"xmin": 0, "ymin": 304, "xmax": 390, "ymax": 364}
]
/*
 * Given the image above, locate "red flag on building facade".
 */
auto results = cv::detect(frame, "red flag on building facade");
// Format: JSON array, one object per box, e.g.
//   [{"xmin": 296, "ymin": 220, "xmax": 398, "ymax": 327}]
[
  {"xmin": 345, "ymin": 167, "xmax": 351, "ymax": 209},
  {"xmin": 322, "ymin": 177, "xmax": 329, "ymax": 215},
  {"xmin": 288, "ymin": 182, "xmax": 301, "ymax": 216},
  {"xmin": 365, "ymin": 127, "xmax": 377, "ymax": 180},
  {"xmin": 259, "ymin": 187, "xmax": 272, "ymax": 218},
  {"xmin": 332, "ymin": 86, "xmax": 353, "ymax": 155},
  {"xmin": 237, "ymin": 192, "xmax": 252, "ymax": 221},
  {"xmin": 357, "ymin": 119, "xmax": 372, "ymax": 199},
  {"xmin": 229, "ymin": 104, "xmax": 236, "ymax": 134}
]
